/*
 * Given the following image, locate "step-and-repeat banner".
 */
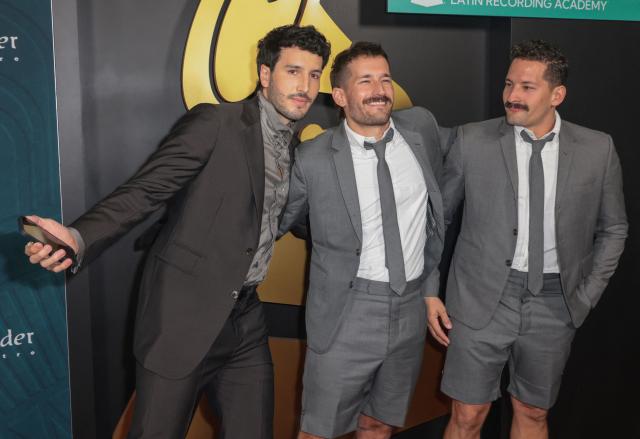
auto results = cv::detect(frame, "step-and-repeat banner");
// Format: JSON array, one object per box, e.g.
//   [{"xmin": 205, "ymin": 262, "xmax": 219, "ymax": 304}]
[
  {"xmin": 389, "ymin": 0, "xmax": 640, "ymax": 21},
  {"xmin": 0, "ymin": 1, "xmax": 72, "ymax": 438}
]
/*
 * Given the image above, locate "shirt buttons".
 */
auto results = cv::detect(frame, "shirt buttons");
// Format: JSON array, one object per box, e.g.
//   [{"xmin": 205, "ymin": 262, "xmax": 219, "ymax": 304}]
[{"xmin": 231, "ymin": 290, "xmax": 239, "ymax": 300}]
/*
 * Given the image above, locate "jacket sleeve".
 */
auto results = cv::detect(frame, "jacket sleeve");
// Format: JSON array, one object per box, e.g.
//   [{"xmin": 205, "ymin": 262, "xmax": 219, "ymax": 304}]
[
  {"xmin": 442, "ymin": 126, "xmax": 466, "ymax": 229},
  {"xmin": 70, "ymin": 103, "xmax": 221, "ymax": 264},
  {"xmin": 278, "ymin": 149, "xmax": 310, "ymax": 238},
  {"xmin": 578, "ymin": 136, "xmax": 628, "ymax": 308}
]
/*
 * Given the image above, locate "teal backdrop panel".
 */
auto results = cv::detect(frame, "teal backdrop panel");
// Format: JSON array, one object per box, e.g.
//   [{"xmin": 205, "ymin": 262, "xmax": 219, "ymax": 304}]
[
  {"xmin": 0, "ymin": 1, "xmax": 72, "ymax": 438},
  {"xmin": 389, "ymin": 0, "xmax": 640, "ymax": 21}
]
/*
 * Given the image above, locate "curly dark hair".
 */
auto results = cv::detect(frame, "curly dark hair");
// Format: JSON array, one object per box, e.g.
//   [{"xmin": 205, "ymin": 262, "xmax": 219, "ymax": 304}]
[
  {"xmin": 510, "ymin": 40, "xmax": 568, "ymax": 86},
  {"xmin": 330, "ymin": 41, "xmax": 389, "ymax": 88},
  {"xmin": 256, "ymin": 25, "xmax": 330, "ymax": 80}
]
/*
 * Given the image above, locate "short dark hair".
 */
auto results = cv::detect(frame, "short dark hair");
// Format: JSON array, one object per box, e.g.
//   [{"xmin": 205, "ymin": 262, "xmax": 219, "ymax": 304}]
[
  {"xmin": 330, "ymin": 42, "xmax": 389, "ymax": 88},
  {"xmin": 510, "ymin": 39, "xmax": 568, "ymax": 86},
  {"xmin": 256, "ymin": 25, "xmax": 330, "ymax": 80}
]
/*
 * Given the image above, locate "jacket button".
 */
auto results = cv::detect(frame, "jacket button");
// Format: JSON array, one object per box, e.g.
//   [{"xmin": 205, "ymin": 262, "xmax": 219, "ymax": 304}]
[
  {"xmin": 231, "ymin": 290, "xmax": 239, "ymax": 300},
  {"xmin": 505, "ymin": 259, "xmax": 512, "ymax": 267},
  {"xmin": 356, "ymin": 248, "xmax": 361, "ymax": 256},
  {"xmin": 513, "ymin": 228, "xmax": 518, "ymax": 236},
  {"xmin": 349, "ymin": 281, "xmax": 354, "ymax": 288},
  {"xmin": 246, "ymin": 248, "xmax": 253, "ymax": 255}
]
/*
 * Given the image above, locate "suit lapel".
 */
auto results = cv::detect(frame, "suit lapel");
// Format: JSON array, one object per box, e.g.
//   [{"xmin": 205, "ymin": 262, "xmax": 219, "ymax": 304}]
[
  {"xmin": 499, "ymin": 120, "xmax": 518, "ymax": 200},
  {"xmin": 555, "ymin": 125, "xmax": 576, "ymax": 210},
  {"xmin": 332, "ymin": 125, "xmax": 362, "ymax": 243},
  {"xmin": 241, "ymin": 97, "xmax": 265, "ymax": 224}
]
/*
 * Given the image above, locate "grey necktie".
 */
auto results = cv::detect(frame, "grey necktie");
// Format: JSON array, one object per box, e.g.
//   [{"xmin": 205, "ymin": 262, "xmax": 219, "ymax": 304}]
[
  {"xmin": 364, "ymin": 128, "xmax": 406, "ymax": 294},
  {"xmin": 520, "ymin": 130, "xmax": 556, "ymax": 295}
]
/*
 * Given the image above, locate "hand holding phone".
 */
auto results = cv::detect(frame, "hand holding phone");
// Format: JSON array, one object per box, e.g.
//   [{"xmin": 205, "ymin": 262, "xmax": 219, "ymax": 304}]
[{"xmin": 20, "ymin": 215, "xmax": 79, "ymax": 271}]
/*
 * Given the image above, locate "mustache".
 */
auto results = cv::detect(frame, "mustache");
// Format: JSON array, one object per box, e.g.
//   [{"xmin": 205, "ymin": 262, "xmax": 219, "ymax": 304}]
[
  {"xmin": 505, "ymin": 101, "xmax": 529, "ymax": 111},
  {"xmin": 363, "ymin": 95, "xmax": 392, "ymax": 105},
  {"xmin": 288, "ymin": 92, "xmax": 311, "ymax": 102}
]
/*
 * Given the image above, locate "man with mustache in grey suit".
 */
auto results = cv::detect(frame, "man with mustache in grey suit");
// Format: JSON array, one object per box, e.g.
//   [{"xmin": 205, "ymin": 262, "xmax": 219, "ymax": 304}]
[
  {"xmin": 429, "ymin": 40, "xmax": 628, "ymax": 439},
  {"xmin": 280, "ymin": 42, "xmax": 445, "ymax": 439}
]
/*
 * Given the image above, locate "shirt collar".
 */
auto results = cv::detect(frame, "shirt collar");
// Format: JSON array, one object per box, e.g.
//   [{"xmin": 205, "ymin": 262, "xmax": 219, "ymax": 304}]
[
  {"xmin": 258, "ymin": 91, "xmax": 295, "ymax": 136},
  {"xmin": 344, "ymin": 118, "xmax": 396, "ymax": 151},
  {"xmin": 515, "ymin": 110, "xmax": 562, "ymax": 141}
]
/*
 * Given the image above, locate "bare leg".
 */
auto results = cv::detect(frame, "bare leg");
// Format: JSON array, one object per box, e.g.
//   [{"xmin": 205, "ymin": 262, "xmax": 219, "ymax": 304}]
[
  {"xmin": 355, "ymin": 414, "xmax": 393, "ymax": 439},
  {"xmin": 444, "ymin": 399, "xmax": 491, "ymax": 439},
  {"xmin": 510, "ymin": 396, "xmax": 548, "ymax": 439}
]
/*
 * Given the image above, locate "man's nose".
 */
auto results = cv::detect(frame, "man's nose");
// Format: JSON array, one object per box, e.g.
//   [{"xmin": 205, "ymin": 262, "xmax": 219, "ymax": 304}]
[{"xmin": 297, "ymin": 75, "xmax": 309, "ymax": 93}]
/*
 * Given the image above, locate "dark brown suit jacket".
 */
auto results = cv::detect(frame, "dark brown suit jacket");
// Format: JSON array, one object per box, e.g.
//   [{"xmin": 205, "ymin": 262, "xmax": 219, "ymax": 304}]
[{"xmin": 72, "ymin": 97, "xmax": 287, "ymax": 378}]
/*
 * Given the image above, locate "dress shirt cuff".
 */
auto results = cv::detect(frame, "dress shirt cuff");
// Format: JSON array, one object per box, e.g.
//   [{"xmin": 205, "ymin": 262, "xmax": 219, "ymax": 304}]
[{"xmin": 67, "ymin": 227, "xmax": 85, "ymax": 274}]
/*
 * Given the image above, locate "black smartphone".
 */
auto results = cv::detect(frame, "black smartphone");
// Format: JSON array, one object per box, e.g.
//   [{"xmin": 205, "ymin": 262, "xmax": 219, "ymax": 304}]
[{"xmin": 18, "ymin": 216, "xmax": 78, "ymax": 266}]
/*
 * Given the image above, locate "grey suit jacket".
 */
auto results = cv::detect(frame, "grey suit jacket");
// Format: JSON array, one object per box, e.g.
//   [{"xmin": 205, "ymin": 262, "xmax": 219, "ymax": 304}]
[
  {"xmin": 442, "ymin": 117, "xmax": 627, "ymax": 329},
  {"xmin": 280, "ymin": 107, "xmax": 445, "ymax": 353}
]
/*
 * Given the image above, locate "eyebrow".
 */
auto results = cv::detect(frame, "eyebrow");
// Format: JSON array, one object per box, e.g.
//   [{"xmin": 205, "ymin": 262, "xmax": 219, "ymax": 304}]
[
  {"xmin": 505, "ymin": 78, "xmax": 537, "ymax": 85},
  {"xmin": 356, "ymin": 73, "xmax": 392, "ymax": 79},
  {"xmin": 284, "ymin": 64, "xmax": 322, "ymax": 74}
]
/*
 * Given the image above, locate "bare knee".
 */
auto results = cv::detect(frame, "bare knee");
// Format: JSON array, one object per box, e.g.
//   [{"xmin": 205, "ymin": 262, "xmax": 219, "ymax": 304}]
[
  {"xmin": 357, "ymin": 414, "xmax": 393, "ymax": 438},
  {"xmin": 512, "ymin": 397, "xmax": 548, "ymax": 424},
  {"xmin": 450, "ymin": 400, "xmax": 491, "ymax": 432}
]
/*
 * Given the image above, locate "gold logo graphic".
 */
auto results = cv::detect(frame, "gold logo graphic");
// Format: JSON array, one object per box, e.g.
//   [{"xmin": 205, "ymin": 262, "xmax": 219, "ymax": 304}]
[{"xmin": 181, "ymin": 0, "xmax": 412, "ymax": 110}]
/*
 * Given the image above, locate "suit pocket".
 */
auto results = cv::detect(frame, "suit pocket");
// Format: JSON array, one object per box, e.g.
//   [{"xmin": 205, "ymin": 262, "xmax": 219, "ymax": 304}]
[{"xmin": 156, "ymin": 242, "xmax": 201, "ymax": 275}]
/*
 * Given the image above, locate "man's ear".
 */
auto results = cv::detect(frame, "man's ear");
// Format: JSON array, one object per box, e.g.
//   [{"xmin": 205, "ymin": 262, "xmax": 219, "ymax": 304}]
[
  {"xmin": 551, "ymin": 84, "xmax": 567, "ymax": 107},
  {"xmin": 332, "ymin": 87, "xmax": 347, "ymax": 108},
  {"xmin": 259, "ymin": 64, "xmax": 271, "ymax": 90}
]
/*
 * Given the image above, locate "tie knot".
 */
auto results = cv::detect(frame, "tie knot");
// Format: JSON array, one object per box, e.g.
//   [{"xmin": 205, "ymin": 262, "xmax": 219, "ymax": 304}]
[
  {"xmin": 364, "ymin": 128, "xmax": 394, "ymax": 159},
  {"xmin": 520, "ymin": 130, "xmax": 555, "ymax": 154}
]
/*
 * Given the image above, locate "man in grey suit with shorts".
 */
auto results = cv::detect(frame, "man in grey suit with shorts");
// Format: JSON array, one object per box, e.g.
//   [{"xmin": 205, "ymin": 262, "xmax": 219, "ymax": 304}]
[
  {"xmin": 279, "ymin": 42, "xmax": 445, "ymax": 438},
  {"xmin": 427, "ymin": 40, "xmax": 628, "ymax": 439}
]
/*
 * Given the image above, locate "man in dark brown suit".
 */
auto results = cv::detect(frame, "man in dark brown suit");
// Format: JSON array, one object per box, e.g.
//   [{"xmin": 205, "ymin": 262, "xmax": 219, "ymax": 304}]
[{"xmin": 24, "ymin": 25, "xmax": 330, "ymax": 439}]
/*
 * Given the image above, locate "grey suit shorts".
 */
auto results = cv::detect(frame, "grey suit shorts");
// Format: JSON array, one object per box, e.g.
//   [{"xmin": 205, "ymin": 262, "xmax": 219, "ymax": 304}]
[
  {"xmin": 300, "ymin": 278, "xmax": 427, "ymax": 438},
  {"xmin": 441, "ymin": 270, "xmax": 576, "ymax": 410}
]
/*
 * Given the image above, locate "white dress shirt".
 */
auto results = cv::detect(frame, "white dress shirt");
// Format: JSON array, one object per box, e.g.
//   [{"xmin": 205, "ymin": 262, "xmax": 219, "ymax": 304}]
[
  {"xmin": 511, "ymin": 111, "xmax": 562, "ymax": 273},
  {"xmin": 344, "ymin": 119, "xmax": 428, "ymax": 282}
]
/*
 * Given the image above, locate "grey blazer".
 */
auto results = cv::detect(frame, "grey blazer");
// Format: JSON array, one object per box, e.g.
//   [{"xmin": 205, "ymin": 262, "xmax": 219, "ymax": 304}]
[
  {"xmin": 279, "ymin": 107, "xmax": 445, "ymax": 353},
  {"xmin": 442, "ymin": 117, "xmax": 627, "ymax": 329}
]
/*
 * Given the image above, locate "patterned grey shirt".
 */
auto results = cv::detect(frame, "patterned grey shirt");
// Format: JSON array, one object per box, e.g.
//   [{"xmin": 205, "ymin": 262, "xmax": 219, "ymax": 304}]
[{"xmin": 244, "ymin": 92, "xmax": 294, "ymax": 285}]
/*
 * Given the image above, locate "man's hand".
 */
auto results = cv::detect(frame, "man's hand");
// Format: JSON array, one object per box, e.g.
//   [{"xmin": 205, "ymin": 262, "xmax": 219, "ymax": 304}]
[
  {"xmin": 424, "ymin": 297, "xmax": 452, "ymax": 347},
  {"xmin": 23, "ymin": 215, "xmax": 79, "ymax": 273}
]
